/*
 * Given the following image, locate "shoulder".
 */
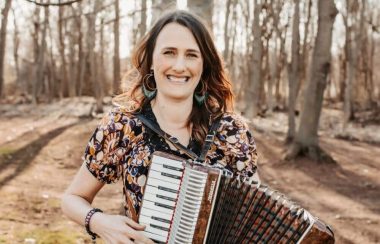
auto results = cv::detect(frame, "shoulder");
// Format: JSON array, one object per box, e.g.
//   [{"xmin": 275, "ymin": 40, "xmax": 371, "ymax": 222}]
[
  {"xmin": 98, "ymin": 106, "xmax": 142, "ymax": 132},
  {"xmin": 217, "ymin": 112, "xmax": 250, "ymax": 132}
]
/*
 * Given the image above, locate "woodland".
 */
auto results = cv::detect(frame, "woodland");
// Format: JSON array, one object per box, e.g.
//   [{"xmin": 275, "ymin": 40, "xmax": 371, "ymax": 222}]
[{"xmin": 0, "ymin": 0, "xmax": 379, "ymax": 243}]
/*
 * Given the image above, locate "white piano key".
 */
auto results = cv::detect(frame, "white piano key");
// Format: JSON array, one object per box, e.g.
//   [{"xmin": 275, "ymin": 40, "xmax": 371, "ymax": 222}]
[
  {"xmin": 143, "ymin": 230, "xmax": 167, "ymax": 243},
  {"xmin": 144, "ymin": 224, "xmax": 169, "ymax": 238},
  {"xmin": 143, "ymin": 192, "xmax": 176, "ymax": 207},
  {"xmin": 148, "ymin": 170, "xmax": 181, "ymax": 185},
  {"xmin": 144, "ymin": 185, "xmax": 178, "ymax": 199},
  {"xmin": 142, "ymin": 200, "xmax": 175, "ymax": 215},
  {"xmin": 152, "ymin": 155, "xmax": 185, "ymax": 168},
  {"xmin": 150, "ymin": 162, "xmax": 184, "ymax": 177},
  {"xmin": 139, "ymin": 207, "xmax": 172, "ymax": 223},
  {"xmin": 139, "ymin": 215, "xmax": 171, "ymax": 229}
]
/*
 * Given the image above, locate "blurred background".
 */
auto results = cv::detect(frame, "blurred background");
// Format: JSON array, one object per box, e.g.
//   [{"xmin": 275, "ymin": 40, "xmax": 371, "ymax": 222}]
[{"xmin": 0, "ymin": 0, "xmax": 379, "ymax": 243}]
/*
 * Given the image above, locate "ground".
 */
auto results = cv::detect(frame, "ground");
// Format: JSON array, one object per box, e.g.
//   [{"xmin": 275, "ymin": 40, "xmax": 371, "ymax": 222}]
[{"xmin": 0, "ymin": 98, "xmax": 379, "ymax": 244}]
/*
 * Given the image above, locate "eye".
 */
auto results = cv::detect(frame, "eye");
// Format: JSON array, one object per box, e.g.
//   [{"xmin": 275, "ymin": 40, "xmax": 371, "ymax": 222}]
[
  {"xmin": 187, "ymin": 53, "xmax": 198, "ymax": 58},
  {"xmin": 163, "ymin": 50, "xmax": 175, "ymax": 56}
]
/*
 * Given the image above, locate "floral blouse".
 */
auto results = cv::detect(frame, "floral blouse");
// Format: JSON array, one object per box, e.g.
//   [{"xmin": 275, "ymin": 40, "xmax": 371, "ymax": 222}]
[{"xmin": 84, "ymin": 104, "xmax": 259, "ymax": 221}]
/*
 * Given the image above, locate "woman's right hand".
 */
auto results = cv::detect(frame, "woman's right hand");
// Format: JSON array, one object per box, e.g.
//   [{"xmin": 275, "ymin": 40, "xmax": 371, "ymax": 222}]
[{"xmin": 90, "ymin": 213, "xmax": 155, "ymax": 244}]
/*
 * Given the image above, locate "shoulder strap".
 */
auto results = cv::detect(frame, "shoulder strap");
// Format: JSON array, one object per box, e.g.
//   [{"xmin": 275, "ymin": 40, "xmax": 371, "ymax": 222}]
[
  {"xmin": 135, "ymin": 113, "xmax": 222, "ymax": 163},
  {"xmin": 135, "ymin": 113, "xmax": 198, "ymax": 160},
  {"xmin": 198, "ymin": 116, "xmax": 222, "ymax": 162}
]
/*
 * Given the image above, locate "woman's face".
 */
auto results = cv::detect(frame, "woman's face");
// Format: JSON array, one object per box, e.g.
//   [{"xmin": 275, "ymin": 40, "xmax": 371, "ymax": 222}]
[{"xmin": 151, "ymin": 22, "xmax": 204, "ymax": 102}]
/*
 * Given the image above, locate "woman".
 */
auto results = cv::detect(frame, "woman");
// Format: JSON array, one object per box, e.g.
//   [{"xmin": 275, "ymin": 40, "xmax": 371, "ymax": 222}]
[{"xmin": 61, "ymin": 10, "xmax": 259, "ymax": 243}]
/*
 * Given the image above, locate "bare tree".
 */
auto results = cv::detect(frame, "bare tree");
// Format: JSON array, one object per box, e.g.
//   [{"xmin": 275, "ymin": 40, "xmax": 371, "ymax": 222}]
[
  {"xmin": 245, "ymin": 0, "xmax": 263, "ymax": 118},
  {"xmin": 286, "ymin": 0, "xmax": 338, "ymax": 163},
  {"xmin": 0, "ymin": 0, "xmax": 12, "ymax": 98},
  {"xmin": 11, "ymin": 7, "xmax": 21, "ymax": 93},
  {"xmin": 140, "ymin": 0, "xmax": 147, "ymax": 37},
  {"xmin": 113, "ymin": 0, "xmax": 121, "ymax": 94},
  {"xmin": 223, "ymin": 0, "xmax": 232, "ymax": 62},
  {"xmin": 286, "ymin": 0, "xmax": 301, "ymax": 142},
  {"xmin": 188, "ymin": 0, "xmax": 213, "ymax": 31},
  {"xmin": 86, "ymin": 0, "xmax": 103, "ymax": 113},
  {"xmin": 32, "ymin": 5, "xmax": 49, "ymax": 104},
  {"xmin": 58, "ymin": 5, "xmax": 69, "ymax": 97}
]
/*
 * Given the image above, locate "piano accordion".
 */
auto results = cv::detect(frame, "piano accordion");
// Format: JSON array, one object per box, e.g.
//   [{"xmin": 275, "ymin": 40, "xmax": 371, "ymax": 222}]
[{"xmin": 138, "ymin": 152, "xmax": 335, "ymax": 244}]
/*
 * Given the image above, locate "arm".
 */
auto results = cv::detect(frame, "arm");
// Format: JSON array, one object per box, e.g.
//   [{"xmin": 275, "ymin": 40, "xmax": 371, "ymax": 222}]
[
  {"xmin": 62, "ymin": 109, "xmax": 154, "ymax": 243},
  {"xmin": 61, "ymin": 163, "xmax": 154, "ymax": 244}
]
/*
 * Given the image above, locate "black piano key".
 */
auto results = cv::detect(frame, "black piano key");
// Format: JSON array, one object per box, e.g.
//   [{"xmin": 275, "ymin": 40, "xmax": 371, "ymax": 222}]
[
  {"xmin": 158, "ymin": 186, "xmax": 178, "ymax": 193},
  {"xmin": 151, "ymin": 216, "xmax": 171, "ymax": 224},
  {"xmin": 155, "ymin": 202, "xmax": 175, "ymax": 210},
  {"xmin": 156, "ymin": 194, "xmax": 176, "ymax": 202},
  {"xmin": 161, "ymin": 172, "xmax": 181, "ymax": 180},
  {"xmin": 163, "ymin": 164, "xmax": 183, "ymax": 172},
  {"xmin": 150, "ymin": 224, "xmax": 169, "ymax": 232}
]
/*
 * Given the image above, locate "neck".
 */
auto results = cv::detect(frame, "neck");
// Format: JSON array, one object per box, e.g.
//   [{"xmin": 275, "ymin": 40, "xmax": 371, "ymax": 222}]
[{"xmin": 151, "ymin": 94, "xmax": 193, "ymax": 129}]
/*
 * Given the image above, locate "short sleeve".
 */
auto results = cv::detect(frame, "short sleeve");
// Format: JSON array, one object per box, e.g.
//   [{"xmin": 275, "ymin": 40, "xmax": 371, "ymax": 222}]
[
  {"xmin": 83, "ymin": 108, "xmax": 130, "ymax": 184},
  {"xmin": 214, "ymin": 114, "xmax": 259, "ymax": 180}
]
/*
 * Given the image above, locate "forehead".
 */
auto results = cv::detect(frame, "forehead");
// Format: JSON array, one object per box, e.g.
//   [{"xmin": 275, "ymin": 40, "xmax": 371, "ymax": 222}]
[{"xmin": 154, "ymin": 22, "xmax": 200, "ymax": 51}]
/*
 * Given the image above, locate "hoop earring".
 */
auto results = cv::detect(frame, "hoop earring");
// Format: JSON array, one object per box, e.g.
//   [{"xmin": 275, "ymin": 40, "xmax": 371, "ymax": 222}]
[
  {"xmin": 194, "ymin": 81, "xmax": 208, "ymax": 106},
  {"xmin": 142, "ymin": 70, "xmax": 157, "ymax": 100}
]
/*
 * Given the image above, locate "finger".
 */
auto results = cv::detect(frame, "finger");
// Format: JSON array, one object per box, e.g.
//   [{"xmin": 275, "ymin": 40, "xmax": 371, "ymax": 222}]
[
  {"xmin": 123, "ymin": 217, "xmax": 146, "ymax": 230},
  {"xmin": 133, "ymin": 231, "xmax": 155, "ymax": 244}
]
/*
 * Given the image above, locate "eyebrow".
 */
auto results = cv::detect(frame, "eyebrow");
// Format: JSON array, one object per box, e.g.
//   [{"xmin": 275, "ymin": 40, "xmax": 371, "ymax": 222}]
[{"xmin": 162, "ymin": 47, "xmax": 200, "ymax": 53}]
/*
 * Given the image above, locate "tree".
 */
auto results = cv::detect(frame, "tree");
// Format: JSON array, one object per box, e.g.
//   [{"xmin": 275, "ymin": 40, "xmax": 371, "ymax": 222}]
[
  {"xmin": 245, "ymin": 0, "xmax": 263, "ymax": 118},
  {"xmin": 286, "ymin": 0, "xmax": 301, "ymax": 142},
  {"xmin": 0, "ymin": 0, "xmax": 12, "ymax": 98},
  {"xmin": 113, "ymin": 0, "xmax": 121, "ymax": 94},
  {"xmin": 187, "ymin": 0, "xmax": 213, "ymax": 31},
  {"xmin": 286, "ymin": 0, "xmax": 338, "ymax": 163}
]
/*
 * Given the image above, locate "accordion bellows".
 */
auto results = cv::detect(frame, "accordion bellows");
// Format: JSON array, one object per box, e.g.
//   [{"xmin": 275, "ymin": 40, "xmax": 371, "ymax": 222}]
[{"xmin": 138, "ymin": 152, "xmax": 335, "ymax": 244}]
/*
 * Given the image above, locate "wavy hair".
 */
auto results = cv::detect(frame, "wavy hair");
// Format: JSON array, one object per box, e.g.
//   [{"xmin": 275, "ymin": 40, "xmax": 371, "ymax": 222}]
[{"xmin": 114, "ymin": 10, "xmax": 234, "ymax": 146}]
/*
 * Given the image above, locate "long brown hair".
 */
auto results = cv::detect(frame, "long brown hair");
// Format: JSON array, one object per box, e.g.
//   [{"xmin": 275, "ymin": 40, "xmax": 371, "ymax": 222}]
[{"xmin": 114, "ymin": 10, "xmax": 234, "ymax": 146}]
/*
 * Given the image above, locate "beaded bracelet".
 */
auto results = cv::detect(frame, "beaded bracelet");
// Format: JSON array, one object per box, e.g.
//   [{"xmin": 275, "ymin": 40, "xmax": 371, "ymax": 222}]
[{"xmin": 85, "ymin": 208, "xmax": 103, "ymax": 241}]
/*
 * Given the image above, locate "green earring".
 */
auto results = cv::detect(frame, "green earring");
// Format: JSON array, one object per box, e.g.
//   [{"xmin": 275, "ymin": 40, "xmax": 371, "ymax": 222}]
[
  {"xmin": 142, "ymin": 70, "xmax": 157, "ymax": 100},
  {"xmin": 194, "ymin": 92, "xmax": 208, "ymax": 106},
  {"xmin": 194, "ymin": 81, "xmax": 208, "ymax": 106}
]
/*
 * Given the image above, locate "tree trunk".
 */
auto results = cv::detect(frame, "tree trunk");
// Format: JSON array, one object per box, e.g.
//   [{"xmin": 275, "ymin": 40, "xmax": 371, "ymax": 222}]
[
  {"xmin": 188, "ymin": 0, "xmax": 213, "ymax": 31},
  {"xmin": 223, "ymin": 0, "xmax": 232, "ymax": 62},
  {"xmin": 0, "ymin": 0, "xmax": 12, "ymax": 98},
  {"xmin": 113, "ymin": 0, "xmax": 121, "ymax": 94},
  {"xmin": 11, "ymin": 7, "xmax": 21, "ymax": 93},
  {"xmin": 58, "ymin": 5, "xmax": 69, "ymax": 98},
  {"xmin": 140, "ymin": 0, "xmax": 147, "ymax": 37},
  {"xmin": 245, "ymin": 0, "xmax": 262, "ymax": 118},
  {"xmin": 33, "ymin": 5, "xmax": 49, "ymax": 104},
  {"xmin": 87, "ymin": 0, "xmax": 103, "ymax": 113},
  {"xmin": 286, "ymin": 0, "xmax": 301, "ymax": 142},
  {"xmin": 286, "ymin": 0, "xmax": 338, "ymax": 163}
]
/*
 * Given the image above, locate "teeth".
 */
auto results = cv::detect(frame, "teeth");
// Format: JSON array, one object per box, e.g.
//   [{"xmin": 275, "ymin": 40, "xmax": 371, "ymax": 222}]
[{"xmin": 167, "ymin": 75, "xmax": 188, "ymax": 82}]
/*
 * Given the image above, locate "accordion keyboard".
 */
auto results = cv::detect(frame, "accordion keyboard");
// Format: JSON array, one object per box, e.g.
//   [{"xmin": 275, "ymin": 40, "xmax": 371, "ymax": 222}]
[{"xmin": 139, "ymin": 155, "xmax": 185, "ymax": 243}]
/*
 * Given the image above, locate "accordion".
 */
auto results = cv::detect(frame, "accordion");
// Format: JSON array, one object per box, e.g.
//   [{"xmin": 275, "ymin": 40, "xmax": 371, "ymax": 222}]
[{"xmin": 138, "ymin": 152, "xmax": 335, "ymax": 244}]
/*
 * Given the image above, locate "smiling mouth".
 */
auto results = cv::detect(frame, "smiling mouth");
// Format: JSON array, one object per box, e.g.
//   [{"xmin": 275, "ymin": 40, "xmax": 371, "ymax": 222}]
[{"xmin": 167, "ymin": 75, "xmax": 190, "ymax": 82}]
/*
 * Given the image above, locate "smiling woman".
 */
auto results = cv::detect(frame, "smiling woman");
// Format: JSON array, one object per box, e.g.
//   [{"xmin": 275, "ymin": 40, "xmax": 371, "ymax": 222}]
[{"xmin": 61, "ymin": 10, "xmax": 259, "ymax": 243}]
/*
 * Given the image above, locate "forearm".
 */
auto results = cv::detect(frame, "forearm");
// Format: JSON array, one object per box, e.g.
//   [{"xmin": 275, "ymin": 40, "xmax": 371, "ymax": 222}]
[{"xmin": 61, "ymin": 193, "xmax": 95, "ymax": 227}]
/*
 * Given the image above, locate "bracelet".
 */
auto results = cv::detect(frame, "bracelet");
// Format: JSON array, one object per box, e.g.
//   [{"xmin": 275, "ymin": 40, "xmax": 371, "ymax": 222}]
[{"xmin": 85, "ymin": 208, "xmax": 103, "ymax": 241}]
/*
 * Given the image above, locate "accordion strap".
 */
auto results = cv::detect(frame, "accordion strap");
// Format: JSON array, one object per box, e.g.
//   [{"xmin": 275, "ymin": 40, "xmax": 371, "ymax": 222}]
[{"xmin": 135, "ymin": 113, "xmax": 221, "ymax": 163}]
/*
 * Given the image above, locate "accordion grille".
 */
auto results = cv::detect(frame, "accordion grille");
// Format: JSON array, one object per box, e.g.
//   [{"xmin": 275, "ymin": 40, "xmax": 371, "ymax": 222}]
[
  {"xmin": 206, "ymin": 177, "xmax": 314, "ymax": 244},
  {"xmin": 167, "ymin": 168, "xmax": 208, "ymax": 244}
]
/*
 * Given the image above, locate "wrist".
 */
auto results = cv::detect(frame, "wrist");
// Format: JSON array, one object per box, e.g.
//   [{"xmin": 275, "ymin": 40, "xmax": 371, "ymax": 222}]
[
  {"xmin": 89, "ymin": 211, "xmax": 105, "ymax": 235},
  {"xmin": 85, "ymin": 208, "xmax": 103, "ymax": 241}
]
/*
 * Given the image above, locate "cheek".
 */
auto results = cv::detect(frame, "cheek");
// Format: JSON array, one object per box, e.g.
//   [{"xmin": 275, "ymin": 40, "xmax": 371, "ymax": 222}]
[{"xmin": 154, "ymin": 56, "xmax": 171, "ymax": 72}]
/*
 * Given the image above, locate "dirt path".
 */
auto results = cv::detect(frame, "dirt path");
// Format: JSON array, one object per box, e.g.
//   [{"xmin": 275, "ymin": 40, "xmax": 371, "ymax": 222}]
[{"xmin": 0, "ymin": 105, "xmax": 379, "ymax": 243}]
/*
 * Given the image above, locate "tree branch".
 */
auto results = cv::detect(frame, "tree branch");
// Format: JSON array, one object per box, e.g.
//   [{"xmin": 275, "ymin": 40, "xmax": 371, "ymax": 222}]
[{"xmin": 24, "ymin": 0, "xmax": 82, "ymax": 7}]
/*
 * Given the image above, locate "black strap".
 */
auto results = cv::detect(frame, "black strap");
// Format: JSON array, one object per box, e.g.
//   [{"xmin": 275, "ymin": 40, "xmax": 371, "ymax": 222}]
[{"xmin": 135, "ymin": 113, "xmax": 221, "ymax": 163}]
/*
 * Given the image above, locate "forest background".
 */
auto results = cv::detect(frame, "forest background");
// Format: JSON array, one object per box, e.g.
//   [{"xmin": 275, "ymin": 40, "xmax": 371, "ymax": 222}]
[{"xmin": 0, "ymin": 0, "xmax": 379, "ymax": 243}]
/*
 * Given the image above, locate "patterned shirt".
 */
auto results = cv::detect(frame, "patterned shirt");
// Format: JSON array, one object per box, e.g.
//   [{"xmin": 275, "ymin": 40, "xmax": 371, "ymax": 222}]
[{"xmin": 84, "ymin": 104, "xmax": 259, "ymax": 221}]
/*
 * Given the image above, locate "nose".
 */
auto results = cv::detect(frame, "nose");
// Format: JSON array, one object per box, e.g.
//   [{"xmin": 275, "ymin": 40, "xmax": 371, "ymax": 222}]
[{"xmin": 172, "ymin": 56, "xmax": 186, "ymax": 72}]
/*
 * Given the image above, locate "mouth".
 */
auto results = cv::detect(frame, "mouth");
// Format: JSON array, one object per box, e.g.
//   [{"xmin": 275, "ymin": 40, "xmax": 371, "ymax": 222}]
[{"xmin": 166, "ymin": 75, "xmax": 190, "ymax": 83}]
